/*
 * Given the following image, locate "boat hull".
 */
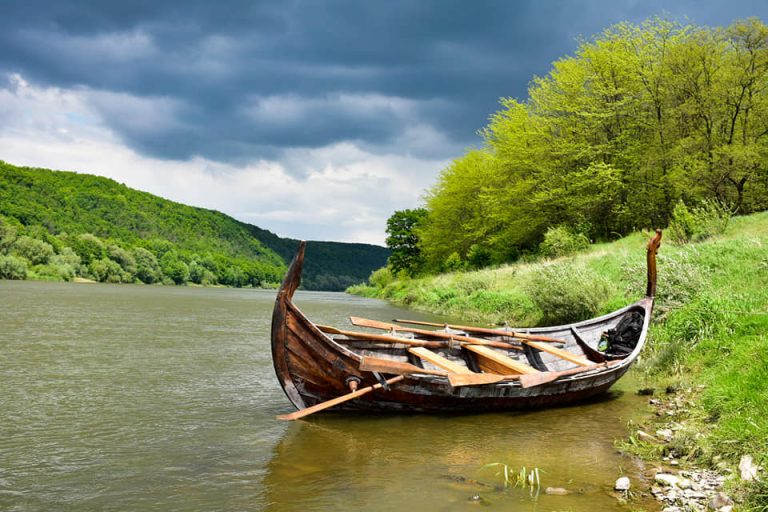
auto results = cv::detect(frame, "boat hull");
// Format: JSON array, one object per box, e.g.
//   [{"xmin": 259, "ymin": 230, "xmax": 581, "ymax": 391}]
[{"xmin": 271, "ymin": 240, "xmax": 655, "ymax": 414}]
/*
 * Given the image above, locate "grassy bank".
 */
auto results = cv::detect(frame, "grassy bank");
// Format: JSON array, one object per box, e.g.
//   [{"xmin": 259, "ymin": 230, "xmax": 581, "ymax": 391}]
[{"xmin": 350, "ymin": 211, "xmax": 768, "ymax": 507}]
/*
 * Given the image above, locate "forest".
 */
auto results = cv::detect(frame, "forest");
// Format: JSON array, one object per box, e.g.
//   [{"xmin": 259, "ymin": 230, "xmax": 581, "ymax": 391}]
[
  {"xmin": 398, "ymin": 18, "xmax": 768, "ymax": 274},
  {"xmin": 0, "ymin": 162, "xmax": 389, "ymax": 290}
]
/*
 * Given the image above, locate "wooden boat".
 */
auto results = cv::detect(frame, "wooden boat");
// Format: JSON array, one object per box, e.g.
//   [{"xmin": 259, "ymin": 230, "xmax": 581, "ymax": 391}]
[{"xmin": 272, "ymin": 230, "xmax": 662, "ymax": 419}]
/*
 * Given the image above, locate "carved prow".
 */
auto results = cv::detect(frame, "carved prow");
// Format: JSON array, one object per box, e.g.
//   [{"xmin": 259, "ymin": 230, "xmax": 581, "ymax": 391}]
[
  {"xmin": 279, "ymin": 241, "xmax": 306, "ymax": 300},
  {"xmin": 646, "ymin": 229, "xmax": 662, "ymax": 298}
]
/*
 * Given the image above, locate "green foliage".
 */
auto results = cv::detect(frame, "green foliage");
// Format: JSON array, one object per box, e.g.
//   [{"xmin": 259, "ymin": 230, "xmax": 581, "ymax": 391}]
[
  {"xmin": 0, "ymin": 254, "xmax": 27, "ymax": 279},
  {"xmin": 69, "ymin": 233, "xmax": 105, "ymax": 265},
  {"xmin": 90, "ymin": 258, "xmax": 126, "ymax": 283},
  {"xmin": 11, "ymin": 236, "xmax": 54, "ymax": 265},
  {"xmin": 0, "ymin": 216, "xmax": 18, "ymax": 253},
  {"xmin": 668, "ymin": 200, "xmax": 732, "ymax": 244},
  {"xmin": 525, "ymin": 261, "xmax": 612, "ymax": 325},
  {"xmin": 418, "ymin": 17, "xmax": 768, "ymax": 269},
  {"xmin": 159, "ymin": 251, "xmax": 189, "ymax": 285},
  {"xmin": 369, "ymin": 266, "xmax": 394, "ymax": 288},
  {"xmin": 443, "ymin": 252, "xmax": 465, "ymax": 272},
  {"xmin": 466, "ymin": 244, "xmax": 492, "ymax": 269},
  {"xmin": 538, "ymin": 225, "xmax": 590, "ymax": 258},
  {"xmin": 132, "ymin": 247, "xmax": 162, "ymax": 284},
  {"xmin": 385, "ymin": 208, "xmax": 427, "ymax": 275}
]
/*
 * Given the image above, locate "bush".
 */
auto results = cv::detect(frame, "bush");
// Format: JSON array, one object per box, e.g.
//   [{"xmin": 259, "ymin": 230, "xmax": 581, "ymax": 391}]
[
  {"xmin": 0, "ymin": 216, "xmax": 17, "ymax": 254},
  {"xmin": 538, "ymin": 225, "xmax": 590, "ymax": 258},
  {"xmin": 0, "ymin": 255, "xmax": 28, "ymax": 279},
  {"xmin": 443, "ymin": 252, "xmax": 465, "ymax": 272},
  {"xmin": 133, "ymin": 247, "xmax": 162, "ymax": 284},
  {"xmin": 108, "ymin": 245, "xmax": 137, "ymax": 274},
  {"xmin": 526, "ymin": 261, "xmax": 611, "ymax": 325},
  {"xmin": 69, "ymin": 233, "xmax": 106, "ymax": 264},
  {"xmin": 623, "ymin": 250, "xmax": 706, "ymax": 320},
  {"xmin": 668, "ymin": 200, "xmax": 731, "ymax": 244},
  {"xmin": 49, "ymin": 247, "xmax": 81, "ymax": 281},
  {"xmin": 90, "ymin": 258, "xmax": 126, "ymax": 283},
  {"xmin": 12, "ymin": 236, "xmax": 54, "ymax": 265},
  {"xmin": 466, "ymin": 244, "xmax": 493, "ymax": 269},
  {"xmin": 368, "ymin": 266, "xmax": 394, "ymax": 289}
]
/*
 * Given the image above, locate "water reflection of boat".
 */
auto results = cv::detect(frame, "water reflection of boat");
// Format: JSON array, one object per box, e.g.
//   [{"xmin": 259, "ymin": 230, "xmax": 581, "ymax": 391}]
[{"xmin": 271, "ymin": 231, "xmax": 661, "ymax": 417}]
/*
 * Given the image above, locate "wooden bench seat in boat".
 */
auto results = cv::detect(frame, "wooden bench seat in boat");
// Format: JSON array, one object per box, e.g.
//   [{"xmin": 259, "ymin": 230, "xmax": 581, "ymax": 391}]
[
  {"xmin": 408, "ymin": 347, "xmax": 474, "ymax": 374},
  {"xmin": 464, "ymin": 344, "xmax": 540, "ymax": 375}
]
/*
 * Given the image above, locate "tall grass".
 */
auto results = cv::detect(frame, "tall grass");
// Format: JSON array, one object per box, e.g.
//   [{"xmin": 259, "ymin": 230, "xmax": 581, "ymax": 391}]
[{"xmin": 349, "ymin": 211, "xmax": 768, "ymax": 505}]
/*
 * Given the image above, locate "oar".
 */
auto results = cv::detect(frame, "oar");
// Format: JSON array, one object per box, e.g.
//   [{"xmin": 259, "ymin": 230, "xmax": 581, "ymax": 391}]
[
  {"xmin": 317, "ymin": 324, "xmax": 449, "ymax": 349},
  {"xmin": 518, "ymin": 361, "xmax": 620, "ymax": 388},
  {"xmin": 368, "ymin": 317, "xmax": 588, "ymax": 367},
  {"xmin": 348, "ymin": 317, "xmax": 523, "ymax": 351},
  {"xmin": 275, "ymin": 375, "xmax": 406, "ymax": 421},
  {"xmin": 447, "ymin": 373, "xmax": 519, "ymax": 387},
  {"xmin": 393, "ymin": 318, "xmax": 566, "ymax": 344}
]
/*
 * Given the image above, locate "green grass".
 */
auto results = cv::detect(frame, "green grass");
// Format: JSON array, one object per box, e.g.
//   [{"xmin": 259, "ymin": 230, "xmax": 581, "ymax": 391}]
[{"xmin": 351, "ymin": 211, "xmax": 768, "ymax": 506}]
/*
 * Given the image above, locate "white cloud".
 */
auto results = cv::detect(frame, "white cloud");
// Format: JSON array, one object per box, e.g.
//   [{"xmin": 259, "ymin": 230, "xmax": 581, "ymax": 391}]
[{"xmin": 0, "ymin": 74, "xmax": 451, "ymax": 245}]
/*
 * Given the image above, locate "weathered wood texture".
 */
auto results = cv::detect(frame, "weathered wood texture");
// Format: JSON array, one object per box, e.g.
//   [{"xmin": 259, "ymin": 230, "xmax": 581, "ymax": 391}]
[{"xmin": 271, "ymin": 233, "xmax": 660, "ymax": 415}]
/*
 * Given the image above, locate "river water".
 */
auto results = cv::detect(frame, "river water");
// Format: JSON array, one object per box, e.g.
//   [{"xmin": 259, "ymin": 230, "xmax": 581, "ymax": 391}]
[{"xmin": 0, "ymin": 280, "xmax": 654, "ymax": 511}]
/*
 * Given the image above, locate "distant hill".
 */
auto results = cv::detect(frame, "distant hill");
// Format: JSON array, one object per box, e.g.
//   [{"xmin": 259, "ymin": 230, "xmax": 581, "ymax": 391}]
[{"xmin": 0, "ymin": 161, "xmax": 389, "ymax": 290}]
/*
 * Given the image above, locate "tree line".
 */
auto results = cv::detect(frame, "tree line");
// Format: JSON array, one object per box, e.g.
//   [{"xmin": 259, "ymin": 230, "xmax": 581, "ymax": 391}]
[{"xmin": 389, "ymin": 18, "xmax": 768, "ymax": 275}]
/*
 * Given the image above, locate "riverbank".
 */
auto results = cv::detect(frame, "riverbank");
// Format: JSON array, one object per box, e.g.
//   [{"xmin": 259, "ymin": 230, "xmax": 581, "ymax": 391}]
[{"xmin": 350, "ymin": 211, "xmax": 768, "ymax": 508}]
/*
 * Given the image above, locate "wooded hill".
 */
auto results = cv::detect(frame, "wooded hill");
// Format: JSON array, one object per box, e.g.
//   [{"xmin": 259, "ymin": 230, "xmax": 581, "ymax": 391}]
[{"xmin": 0, "ymin": 161, "xmax": 389, "ymax": 290}]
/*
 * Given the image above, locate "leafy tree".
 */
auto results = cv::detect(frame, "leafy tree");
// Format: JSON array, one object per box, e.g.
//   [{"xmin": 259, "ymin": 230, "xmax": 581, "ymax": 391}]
[
  {"xmin": 0, "ymin": 255, "xmax": 27, "ymax": 279},
  {"xmin": 0, "ymin": 216, "xmax": 18, "ymax": 254},
  {"xmin": 385, "ymin": 208, "xmax": 428, "ymax": 275},
  {"xmin": 417, "ymin": 17, "xmax": 768, "ymax": 270},
  {"xmin": 159, "ymin": 251, "xmax": 189, "ymax": 285},
  {"xmin": 12, "ymin": 236, "xmax": 54, "ymax": 265},
  {"xmin": 69, "ymin": 233, "xmax": 105, "ymax": 265},
  {"xmin": 108, "ymin": 245, "xmax": 137, "ymax": 275},
  {"xmin": 89, "ymin": 258, "xmax": 125, "ymax": 283},
  {"xmin": 133, "ymin": 247, "xmax": 162, "ymax": 284}
]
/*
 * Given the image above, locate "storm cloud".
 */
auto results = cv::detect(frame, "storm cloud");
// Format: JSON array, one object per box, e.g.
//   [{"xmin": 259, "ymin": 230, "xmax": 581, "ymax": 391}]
[{"xmin": 1, "ymin": 1, "xmax": 767, "ymax": 242}]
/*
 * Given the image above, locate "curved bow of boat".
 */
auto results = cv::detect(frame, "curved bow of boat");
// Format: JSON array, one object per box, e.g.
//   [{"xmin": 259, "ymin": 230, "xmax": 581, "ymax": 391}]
[{"xmin": 271, "ymin": 241, "xmax": 308, "ymax": 410}]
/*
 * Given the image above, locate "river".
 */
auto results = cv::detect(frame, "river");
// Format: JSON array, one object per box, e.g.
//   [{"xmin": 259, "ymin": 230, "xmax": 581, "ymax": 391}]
[{"xmin": 0, "ymin": 280, "xmax": 654, "ymax": 511}]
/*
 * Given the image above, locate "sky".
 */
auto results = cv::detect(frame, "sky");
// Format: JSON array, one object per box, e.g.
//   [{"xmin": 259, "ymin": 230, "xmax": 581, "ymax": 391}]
[{"xmin": 2, "ymin": 1, "xmax": 768, "ymax": 245}]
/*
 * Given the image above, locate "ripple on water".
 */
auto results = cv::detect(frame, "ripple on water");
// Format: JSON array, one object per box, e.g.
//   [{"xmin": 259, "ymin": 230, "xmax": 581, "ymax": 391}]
[{"xmin": 0, "ymin": 281, "xmax": 652, "ymax": 512}]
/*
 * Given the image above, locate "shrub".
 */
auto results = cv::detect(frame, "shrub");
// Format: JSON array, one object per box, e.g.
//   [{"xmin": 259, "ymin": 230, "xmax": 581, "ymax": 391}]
[
  {"xmin": 466, "ymin": 244, "xmax": 492, "ymax": 269},
  {"xmin": 133, "ymin": 247, "xmax": 162, "ymax": 284},
  {"xmin": 526, "ymin": 261, "xmax": 611, "ymax": 325},
  {"xmin": 0, "ymin": 216, "xmax": 17, "ymax": 254},
  {"xmin": 69, "ymin": 233, "xmax": 106, "ymax": 264},
  {"xmin": 0, "ymin": 255, "xmax": 28, "ymax": 279},
  {"xmin": 444, "ymin": 252, "xmax": 465, "ymax": 272},
  {"xmin": 538, "ymin": 225, "xmax": 590, "ymax": 258},
  {"xmin": 49, "ymin": 247, "xmax": 81, "ymax": 281},
  {"xmin": 368, "ymin": 266, "xmax": 394, "ymax": 289},
  {"xmin": 108, "ymin": 245, "xmax": 137, "ymax": 274},
  {"xmin": 90, "ymin": 258, "xmax": 125, "ymax": 283},
  {"xmin": 623, "ymin": 250, "xmax": 706, "ymax": 320},
  {"xmin": 12, "ymin": 236, "xmax": 54, "ymax": 265},
  {"xmin": 668, "ymin": 200, "xmax": 731, "ymax": 244}
]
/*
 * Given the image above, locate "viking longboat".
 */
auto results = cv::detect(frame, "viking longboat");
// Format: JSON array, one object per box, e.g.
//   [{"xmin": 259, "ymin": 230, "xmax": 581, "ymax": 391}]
[{"xmin": 272, "ymin": 230, "xmax": 662, "ymax": 419}]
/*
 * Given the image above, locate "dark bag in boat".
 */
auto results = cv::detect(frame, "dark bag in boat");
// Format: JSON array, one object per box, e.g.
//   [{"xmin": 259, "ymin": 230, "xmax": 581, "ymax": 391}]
[{"xmin": 601, "ymin": 311, "xmax": 644, "ymax": 356}]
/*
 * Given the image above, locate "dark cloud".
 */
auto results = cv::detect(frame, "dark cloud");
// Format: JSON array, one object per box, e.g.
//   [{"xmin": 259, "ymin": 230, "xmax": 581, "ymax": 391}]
[{"xmin": 2, "ymin": 0, "xmax": 768, "ymax": 164}]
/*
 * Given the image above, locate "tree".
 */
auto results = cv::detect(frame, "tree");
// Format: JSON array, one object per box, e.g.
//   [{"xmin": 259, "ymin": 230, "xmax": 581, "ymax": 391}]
[
  {"xmin": 385, "ymin": 208, "xmax": 428, "ymax": 275},
  {"xmin": 12, "ymin": 236, "xmax": 54, "ymax": 265},
  {"xmin": 133, "ymin": 247, "xmax": 162, "ymax": 284}
]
